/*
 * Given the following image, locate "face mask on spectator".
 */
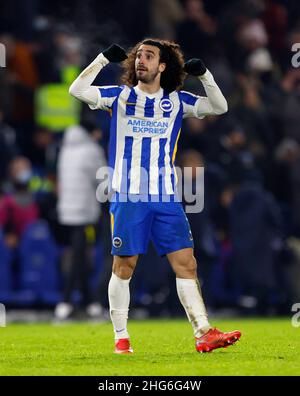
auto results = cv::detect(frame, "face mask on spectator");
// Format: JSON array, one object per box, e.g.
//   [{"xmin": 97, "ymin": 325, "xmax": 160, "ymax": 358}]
[{"xmin": 14, "ymin": 169, "xmax": 32, "ymax": 185}]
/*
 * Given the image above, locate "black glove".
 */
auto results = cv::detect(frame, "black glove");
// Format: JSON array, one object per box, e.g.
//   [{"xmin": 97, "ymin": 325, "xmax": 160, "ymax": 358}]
[
  {"xmin": 102, "ymin": 44, "xmax": 128, "ymax": 62},
  {"xmin": 184, "ymin": 58, "xmax": 207, "ymax": 76}
]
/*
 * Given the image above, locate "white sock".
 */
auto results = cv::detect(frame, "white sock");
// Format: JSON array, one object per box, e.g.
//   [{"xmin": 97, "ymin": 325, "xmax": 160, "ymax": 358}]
[
  {"xmin": 108, "ymin": 272, "xmax": 131, "ymax": 340},
  {"xmin": 176, "ymin": 278, "xmax": 211, "ymax": 337}
]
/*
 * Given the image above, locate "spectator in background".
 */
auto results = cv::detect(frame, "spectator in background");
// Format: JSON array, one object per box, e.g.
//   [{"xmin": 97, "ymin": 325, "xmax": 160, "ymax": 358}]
[
  {"xmin": 233, "ymin": 73, "xmax": 275, "ymax": 150},
  {"xmin": 0, "ymin": 108, "xmax": 19, "ymax": 180},
  {"xmin": 149, "ymin": 0, "xmax": 184, "ymax": 40},
  {"xmin": 281, "ymin": 68, "xmax": 300, "ymax": 144},
  {"xmin": 0, "ymin": 65, "xmax": 13, "ymax": 118},
  {"xmin": 276, "ymin": 68, "xmax": 300, "ymax": 233},
  {"xmin": 54, "ymin": 118, "xmax": 107, "ymax": 320},
  {"xmin": 262, "ymin": 0, "xmax": 288, "ymax": 60},
  {"xmin": 27, "ymin": 127, "xmax": 56, "ymax": 174},
  {"xmin": 0, "ymin": 31, "xmax": 39, "ymax": 157},
  {"xmin": 0, "ymin": 0, "xmax": 299, "ymax": 315},
  {"xmin": 181, "ymin": 113, "xmax": 259, "ymax": 185},
  {"xmin": 213, "ymin": 124, "xmax": 258, "ymax": 184},
  {"xmin": 275, "ymin": 138, "xmax": 300, "ymax": 235},
  {"xmin": 0, "ymin": 32, "xmax": 38, "ymax": 126},
  {"xmin": 0, "ymin": 156, "xmax": 39, "ymax": 248},
  {"xmin": 180, "ymin": 149, "xmax": 220, "ymax": 307},
  {"xmin": 227, "ymin": 182, "xmax": 283, "ymax": 314},
  {"xmin": 175, "ymin": 0, "xmax": 218, "ymax": 61},
  {"xmin": 236, "ymin": 18, "xmax": 270, "ymax": 72}
]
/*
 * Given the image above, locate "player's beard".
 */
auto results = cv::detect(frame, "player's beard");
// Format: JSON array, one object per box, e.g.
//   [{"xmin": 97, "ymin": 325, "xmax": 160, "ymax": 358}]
[{"xmin": 136, "ymin": 67, "xmax": 160, "ymax": 84}]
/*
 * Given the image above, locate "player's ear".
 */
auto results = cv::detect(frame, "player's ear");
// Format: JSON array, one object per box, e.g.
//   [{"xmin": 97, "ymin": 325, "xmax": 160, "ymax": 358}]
[{"xmin": 159, "ymin": 63, "xmax": 166, "ymax": 73}]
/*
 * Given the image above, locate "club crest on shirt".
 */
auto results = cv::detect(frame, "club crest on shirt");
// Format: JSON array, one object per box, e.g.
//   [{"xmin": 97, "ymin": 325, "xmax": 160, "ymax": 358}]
[
  {"xmin": 159, "ymin": 98, "xmax": 174, "ymax": 112},
  {"xmin": 113, "ymin": 237, "xmax": 122, "ymax": 248}
]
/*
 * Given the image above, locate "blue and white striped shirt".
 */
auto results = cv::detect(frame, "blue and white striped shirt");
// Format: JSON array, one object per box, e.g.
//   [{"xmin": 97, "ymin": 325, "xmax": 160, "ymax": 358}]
[{"xmin": 90, "ymin": 85, "xmax": 204, "ymax": 196}]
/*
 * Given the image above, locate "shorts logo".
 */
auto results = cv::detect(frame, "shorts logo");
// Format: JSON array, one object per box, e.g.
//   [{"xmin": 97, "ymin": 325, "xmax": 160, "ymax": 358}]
[
  {"xmin": 159, "ymin": 98, "xmax": 174, "ymax": 112},
  {"xmin": 113, "ymin": 237, "xmax": 122, "ymax": 248}
]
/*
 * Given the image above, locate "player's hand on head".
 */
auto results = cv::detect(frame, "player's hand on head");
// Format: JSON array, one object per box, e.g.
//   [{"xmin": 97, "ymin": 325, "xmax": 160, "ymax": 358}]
[
  {"xmin": 184, "ymin": 58, "xmax": 207, "ymax": 76},
  {"xmin": 102, "ymin": 44, "xmax": 128, "ymax": 62}
]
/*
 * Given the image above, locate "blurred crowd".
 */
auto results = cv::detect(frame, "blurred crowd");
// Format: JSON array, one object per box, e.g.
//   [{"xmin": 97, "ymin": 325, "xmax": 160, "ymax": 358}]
[{"xmin": 1, "ymin": 0, "xmax": 300, "ymax": 318}]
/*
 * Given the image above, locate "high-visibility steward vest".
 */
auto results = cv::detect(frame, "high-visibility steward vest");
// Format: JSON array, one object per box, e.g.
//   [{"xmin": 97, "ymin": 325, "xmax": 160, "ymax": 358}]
[
  {"xmin": 35, "ymin": 66, "xmax": 82, "ymax": 132},
  {"xmin": 29, "ymin": 176, "xmax": 54, "ymax": 193}
]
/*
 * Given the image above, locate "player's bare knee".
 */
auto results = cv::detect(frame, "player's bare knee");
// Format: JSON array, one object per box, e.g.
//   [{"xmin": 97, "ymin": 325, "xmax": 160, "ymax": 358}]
[
  {"xmin": 190, "ymin": 256, "xmax": 198, "ymax": 272},
  {"xmin": 113, "ymin": 264, "xmax": 133, "ymax": 279},
  {"xmin": 183, "ymin": 258, "xmax": 197, "ymax": 278},
  {"xmin": 113, "ymin": 256, "xmax": 136, "ymax": 279},
  {"xmin": 173, "ymin": 256, "xmax": 197, "ymax": 278},
  {"xmin": 182, "ymin": 256, "xmax": 197, "ymax": 271}
]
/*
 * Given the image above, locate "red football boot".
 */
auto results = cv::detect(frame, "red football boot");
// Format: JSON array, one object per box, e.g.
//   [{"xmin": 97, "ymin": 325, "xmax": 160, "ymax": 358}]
[
  {"xmin": 195, "ymin": 328, "xmax": 241, "ymax": 353},
  {"xmin": 114, "ymin": 338, "xmax": 133, "ymax": 354}
]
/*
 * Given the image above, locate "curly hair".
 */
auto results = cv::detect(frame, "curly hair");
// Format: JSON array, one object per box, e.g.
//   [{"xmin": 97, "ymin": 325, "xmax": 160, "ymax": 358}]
[{"xmin": 121, "ymin": 38, "xmax": 186, "ymax": 93}]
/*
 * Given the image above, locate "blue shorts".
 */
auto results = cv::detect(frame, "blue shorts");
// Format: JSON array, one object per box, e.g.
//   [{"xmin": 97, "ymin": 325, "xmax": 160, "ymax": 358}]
[{"xmin": 109, "ymin": 195, "xmax": 194, "ymax": 256}]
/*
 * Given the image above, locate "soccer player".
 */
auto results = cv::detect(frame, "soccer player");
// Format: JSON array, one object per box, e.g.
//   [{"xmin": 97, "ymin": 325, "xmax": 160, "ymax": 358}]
[{"xmin": 69, "ymin": 39, "xmax": 241, "ymax": 353}]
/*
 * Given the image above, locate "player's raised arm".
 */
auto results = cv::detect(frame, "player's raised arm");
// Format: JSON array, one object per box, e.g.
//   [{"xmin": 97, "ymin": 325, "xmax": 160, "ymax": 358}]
[
  {"xmin": 69, "ymin": 44, "xmax": 127, "ymax": 108},
  {"xmin": 183, "ymin": 58, "xmax": 228, "ymax": 117}
]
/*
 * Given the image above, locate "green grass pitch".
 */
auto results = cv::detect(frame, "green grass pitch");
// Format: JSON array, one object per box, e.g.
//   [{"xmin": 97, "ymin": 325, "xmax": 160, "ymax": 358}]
[{"xmin": 0, "ymin": 318, "xmax": 299, "ymax": 376}]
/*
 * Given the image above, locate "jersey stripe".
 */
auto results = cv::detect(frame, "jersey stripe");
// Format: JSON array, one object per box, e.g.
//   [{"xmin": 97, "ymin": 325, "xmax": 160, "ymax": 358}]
[
  {"xmin": 126, "ymin": 88, "xmax": 137, "ymax": 115},
  {"xmin": 99, "ymin": 86, "xmax": 121, "ymax": 98},
  {"xmin": 179, "ymin": 91, "xmax": 198, "ymax": 105},
  {"xmin": 149, "ymin": 138, "xmax": 160, "ymax": 194},
  {"xmin": 158, "ymin": 138, "xmax": 167, "ymax": 195},
  {"xmin": 129, "ymin": 138, "xmax": 143, "ymax": 194},
  {"xmin": 169, "ymin": 100, "xmax": 183, "ymax": 191},
  {"xmin": 144, "ymin": 97, "xmax": 155, "ymax": 118},
  {"xmin": 139, "ymin": 137, "xmax": 151, "ymax": 194},
  {"xmin": 112, "ymin": 105, "xmax": 126, "ymax": 191},
  {"xmin": 104, "ymin": 85, "xmax": 199, "ymax": 196},
  {"xmin": 170, "ymin": 101, "xmax": 183, "ymax": 162},
  {"xmin": 120, "ymin": 136, "xmax": 133, "ymax": 193},
  {"xmin": 163, "ymin": 139, "xmax": 173, "ymax": 194},
  {"xmin": 108, "ymin": 98, "xmax": 120, "ymax": 189}
]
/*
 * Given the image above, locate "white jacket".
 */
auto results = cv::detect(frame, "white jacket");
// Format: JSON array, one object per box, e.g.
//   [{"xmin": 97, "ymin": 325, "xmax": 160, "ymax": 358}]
[{"xmin": 57, "ymin": 125, "xmax": 106, "ymax": 225}]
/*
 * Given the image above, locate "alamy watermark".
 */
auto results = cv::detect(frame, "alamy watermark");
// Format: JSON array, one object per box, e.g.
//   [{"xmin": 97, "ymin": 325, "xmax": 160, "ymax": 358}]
[
  {"xmin": 96, "ymin": 165, "xmax": 204, "ymax": 214},
  {"xmin": 0, "ymin": 303, "xmax": 6, "ymax": 327},
  {"xmin": 291, "ymin": 303, "xmax": 300, "ymax": 327},
  {"xmin": 0, "ymin": 43, "xmax": 6, "ymax": 67},
  {"xmin": 291, "ymin": 43, "xmax": 300, "ymax": 68}
]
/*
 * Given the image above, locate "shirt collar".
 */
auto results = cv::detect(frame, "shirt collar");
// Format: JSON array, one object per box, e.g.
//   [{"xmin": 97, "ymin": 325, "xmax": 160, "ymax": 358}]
[{"xmin": 134, "ymin": 85, "xmax": 163, "ymax": 98}]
